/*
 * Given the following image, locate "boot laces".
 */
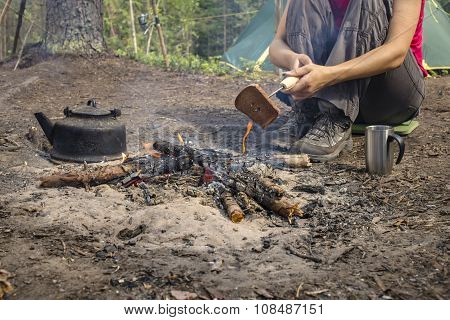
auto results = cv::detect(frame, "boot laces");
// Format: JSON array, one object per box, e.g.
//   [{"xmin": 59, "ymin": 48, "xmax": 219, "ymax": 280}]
[{"xmin": 306, "ymin": 112, "xmax": 349, "ymax": 142}]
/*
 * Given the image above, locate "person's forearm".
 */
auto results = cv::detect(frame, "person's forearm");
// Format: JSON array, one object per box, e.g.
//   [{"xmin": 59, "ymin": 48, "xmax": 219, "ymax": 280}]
[
  {"xmin": 327, "ymin": 42, "xmax": 408, "ymax": 86},
  {"xmin": 269, "ymin": 39, "xmax": 297, "ymax": 70}
]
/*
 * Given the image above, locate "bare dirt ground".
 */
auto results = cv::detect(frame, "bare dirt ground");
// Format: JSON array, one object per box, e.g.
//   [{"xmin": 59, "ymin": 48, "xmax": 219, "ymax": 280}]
[{"xmin": 0, "ymin": 56, "xmax": 448, "ymax": 300}]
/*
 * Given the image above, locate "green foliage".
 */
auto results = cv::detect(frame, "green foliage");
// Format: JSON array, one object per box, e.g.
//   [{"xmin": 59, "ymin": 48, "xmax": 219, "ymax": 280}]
[
  {"xmin": 428, "ymin": 68, "xmax": 449, "ymax": 77},
  {"xmin": 137, "ymin": 51, "xmax": 231, "ymax": 75},
  {"xmin": 103, "ymin": 0, "xmax": 266, "ymax": 73},
  {"xmin": 114, "ymin": 48, "xmax": 271, "ymax": 79}
]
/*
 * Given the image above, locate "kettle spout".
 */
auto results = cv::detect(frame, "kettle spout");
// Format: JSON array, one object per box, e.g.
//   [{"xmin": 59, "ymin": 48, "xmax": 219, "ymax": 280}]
[{"xmin": 34, "ymin": 112, "xmax": 54, "ymax": 144}]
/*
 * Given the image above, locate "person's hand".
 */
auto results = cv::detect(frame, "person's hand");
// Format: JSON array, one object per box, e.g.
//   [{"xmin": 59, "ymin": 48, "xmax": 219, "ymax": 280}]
[
  {"xmin": 283, "ymin": 64, "xmax": 334, "ymax": 100},
  {"xmin": 289, "ymin": 53, "xmax": 313, "ymax": 70}
]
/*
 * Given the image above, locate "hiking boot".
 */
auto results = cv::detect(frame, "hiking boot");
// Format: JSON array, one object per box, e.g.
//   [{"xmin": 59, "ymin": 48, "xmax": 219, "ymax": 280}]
[
  {"xmin": 290, "ymin": 110, "xmax": 353, "ymax": 161},
  {"xmin": 264, "ymin": 98, "xmax": 319, "ymax": 152}
]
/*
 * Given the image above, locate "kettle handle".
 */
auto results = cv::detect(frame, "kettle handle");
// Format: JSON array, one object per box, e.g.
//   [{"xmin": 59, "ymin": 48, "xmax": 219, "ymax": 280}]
[
  {"xmin": 388, "ymin": 133, "xmax": 405, "ymax": 165},
  {"xmin": 87, "ymin": 99, "xmax": 97, "ymax": 108}
]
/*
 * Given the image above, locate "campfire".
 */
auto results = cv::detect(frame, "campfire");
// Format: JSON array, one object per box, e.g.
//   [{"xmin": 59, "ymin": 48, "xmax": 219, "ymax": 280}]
[{"xmin": 40, "ymin": 139, "xmax": 311, "ymax": 224}]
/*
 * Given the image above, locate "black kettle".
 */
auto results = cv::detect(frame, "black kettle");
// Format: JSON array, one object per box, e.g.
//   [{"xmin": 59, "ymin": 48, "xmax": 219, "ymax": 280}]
[{"xmin": 34, "ymin": 99, "xmax": 127, "ymax": 163}]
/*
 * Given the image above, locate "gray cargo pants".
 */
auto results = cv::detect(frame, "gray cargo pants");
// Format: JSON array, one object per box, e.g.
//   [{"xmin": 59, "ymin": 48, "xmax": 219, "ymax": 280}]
[{"xmin": 285, "ymin": 0, "xmax": 425, "ymax": 125}]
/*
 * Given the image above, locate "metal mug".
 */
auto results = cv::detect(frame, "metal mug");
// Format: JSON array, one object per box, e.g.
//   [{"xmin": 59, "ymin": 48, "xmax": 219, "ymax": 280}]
[{"xmin": 365, "ymin": 125, "xmax": 405, "ymax": 175}]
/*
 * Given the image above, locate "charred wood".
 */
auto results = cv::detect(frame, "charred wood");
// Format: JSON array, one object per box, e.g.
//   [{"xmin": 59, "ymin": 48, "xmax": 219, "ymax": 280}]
[
  {"xmin": 221, "ymin": 191, "xmax": 245, "ymax": 223},
  {"xmin": 40, "ymin": 165, "xmax": 130, "ymax": 188}
]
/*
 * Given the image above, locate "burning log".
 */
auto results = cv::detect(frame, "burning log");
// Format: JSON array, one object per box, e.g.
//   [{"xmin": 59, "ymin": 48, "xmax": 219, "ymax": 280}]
[
  {"xmin": 134, "ymin": 153, "xmax": 193, "ymax": 176},
  {"xmin": 227, "ymin": 168, "xmax": 284, "ymax": 200},
  {"xmin": 40, "ymin": 146, "xmax": 196, "ymax": 189},
  {"xmin": 227, "ymin": 172, "xmax": 303, "ymax": 222},
  {"xmin": 224, "ymin": 168, "xmax": 303, "ymax": 222},
  {"xmin": 221, "ymin": 191, "xmax": 245, "ymax": 223},
  {"xmin": 258, "ymin": 176, "xmax": 286, "ymax": 198},
  {"xmin": 153, "ymin": 140, "xmax": 194, "ymax": 157},
  {"xmin": 153, "ymin": 141, "xmax": 232, "ymax": 169},
  {"xmin": 263, "ymin": 198, "xmax": 303, "ymax": 222},
  {"xmin": 40, "ymin": 165, "xmax": 130, "ymax": 188},
  {"xmin": 235, "ymin": 191, "xmax": 263, "ymax": 215}
]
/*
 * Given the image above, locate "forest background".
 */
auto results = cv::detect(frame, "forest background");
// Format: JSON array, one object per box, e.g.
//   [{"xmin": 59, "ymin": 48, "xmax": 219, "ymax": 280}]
[{"xmin": 0, "ymin": 0, "xmax": 449, "ymax": 75}]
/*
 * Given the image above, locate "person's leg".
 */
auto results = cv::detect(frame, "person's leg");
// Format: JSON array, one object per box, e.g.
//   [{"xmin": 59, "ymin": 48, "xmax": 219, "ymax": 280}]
[
  {"xmin": 315, "ymin": 0, "xmax": 394, "ymax": 121},
  {"xmin": 290, "ymin": 0, "xmax": 395, "ymax": 160},
  {"xmin": 282, "ymin": 0, "xmax": 334, "ymax": 139},
  {"xmin": 356, "ymin": 50, "xmax": 425, "ymax": 125},
  {"xmin": 285, "ymin": 0, "xmax": 335, "ymax": 65}
]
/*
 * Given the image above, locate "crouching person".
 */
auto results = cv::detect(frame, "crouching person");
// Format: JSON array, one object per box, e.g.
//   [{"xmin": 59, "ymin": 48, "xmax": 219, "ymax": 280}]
[{"xmin": 269, "ymin": 0, "xmax": 426, "ymax": 161}]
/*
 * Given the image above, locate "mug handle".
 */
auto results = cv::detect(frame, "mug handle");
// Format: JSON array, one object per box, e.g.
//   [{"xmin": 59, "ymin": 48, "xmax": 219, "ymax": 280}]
[{"xmin": 388, "ymin": 133, "xmax": 405, "ymax": 165}]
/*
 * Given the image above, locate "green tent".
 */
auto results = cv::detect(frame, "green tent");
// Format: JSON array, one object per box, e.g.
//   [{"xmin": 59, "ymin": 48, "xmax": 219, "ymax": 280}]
[
  {"xmin": 224, "ymin": 0, "xmax": 450, "ymax": 72},
  {"xmin": 423, "ymin": 0, "xmax": 450, "ymax": 70}
]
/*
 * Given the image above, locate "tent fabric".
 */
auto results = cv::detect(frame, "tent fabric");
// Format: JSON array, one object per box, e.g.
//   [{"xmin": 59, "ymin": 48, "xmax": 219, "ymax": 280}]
[
  {"xmin": 223, "ymin": 0, "xmax": 282, "ymax": 71},
  {"xmin": 423, "ymin": 0, "xmax": 450, "ymax": 69},
  {"xmin": 224, "ymin": 0, "xmax": 450, "ymax": 71}
]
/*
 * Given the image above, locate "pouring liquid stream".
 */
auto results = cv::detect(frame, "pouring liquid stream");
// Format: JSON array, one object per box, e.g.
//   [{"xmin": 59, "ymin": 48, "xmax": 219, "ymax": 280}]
[{"xmin": 242, "ymin": 120, "xmax": 254, "ymax": 154}]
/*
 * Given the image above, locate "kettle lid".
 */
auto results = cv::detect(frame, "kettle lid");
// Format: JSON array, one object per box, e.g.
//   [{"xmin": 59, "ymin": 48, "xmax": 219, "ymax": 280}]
[{"xmin": 64, "ymin": 99, "xmax": 121, "ymax": 118}]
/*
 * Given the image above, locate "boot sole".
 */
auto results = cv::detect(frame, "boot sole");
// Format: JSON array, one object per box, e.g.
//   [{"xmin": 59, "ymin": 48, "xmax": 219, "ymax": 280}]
[{"xmin": 309, "ymin": 137, "xmax": 353, "ymax": 162}]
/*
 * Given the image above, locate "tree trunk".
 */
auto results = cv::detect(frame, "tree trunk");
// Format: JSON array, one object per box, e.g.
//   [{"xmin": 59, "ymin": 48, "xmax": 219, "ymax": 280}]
[
  {"xmin": 44, "ymin": 0, "xmax": 106, "ymax": 54},
  {"xmin": 128, "ymin": 0, "xmax": 138, "ymax": 55},
  {"xmin": 1, "ymin": 8, "xmax": 7, "ymax": 58},
  {"xmin": 0, "ymin": 15, "xmax": 4, "ymax": 59},
  {"xmin": 0, "ymin": 0, "xmax": 12, "ymax": 27},
  {"xmin": 13, "ymin": 0, "xmax": 27, "ymax": 54}
]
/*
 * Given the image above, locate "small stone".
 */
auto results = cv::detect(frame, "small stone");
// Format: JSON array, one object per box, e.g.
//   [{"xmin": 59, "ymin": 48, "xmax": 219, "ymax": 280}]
[
  {"xmin": 262, "ymin": 238, "xmax": 271, "ymax": 249},
  {"xmin": 252, "ymin": 247, "xmax": 263, "ymax": 253}
]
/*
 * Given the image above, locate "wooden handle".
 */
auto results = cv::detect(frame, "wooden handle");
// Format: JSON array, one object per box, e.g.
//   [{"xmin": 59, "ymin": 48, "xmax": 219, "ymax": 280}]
[{"xmin": 280, "ymin": 77, "xmax": 299, "ymax": 90}]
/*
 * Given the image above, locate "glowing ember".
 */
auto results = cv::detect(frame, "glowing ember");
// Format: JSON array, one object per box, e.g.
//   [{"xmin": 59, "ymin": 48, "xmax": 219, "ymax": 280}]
[
  {"xmin": 142, "ymin": 142, "xmax": 162, "ymax": 158},
  {"xmin": 202, "ymin": 167, "xmax": 215, "ymax": 185},
  {"xmin": 242, "ymin": 120, "xmax": 254, "ymax": 154}
]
